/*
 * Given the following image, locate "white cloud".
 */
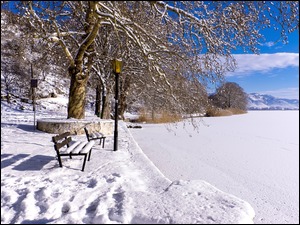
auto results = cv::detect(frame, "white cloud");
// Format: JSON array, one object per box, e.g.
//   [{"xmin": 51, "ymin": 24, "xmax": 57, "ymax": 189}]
[
  {"xmin": 258, "ymin": 87, "xmax": 299, "ymax": 100},
  {"xmin": 261, "ymin": 41, "xmax": 275, "ymax": 47},
  {"xmin": 226, "ymin": 53, "xmax": 299, "ymax": 77}
]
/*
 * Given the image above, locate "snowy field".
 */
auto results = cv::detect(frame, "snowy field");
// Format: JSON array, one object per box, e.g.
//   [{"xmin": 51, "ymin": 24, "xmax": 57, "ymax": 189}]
[
  {"xmin": 1, "ymin": 101, "xmax": 255, "ymax": 224},
  {"xmin": 130, "ymin": 111, "xmax": 299, "ymax": 224}
]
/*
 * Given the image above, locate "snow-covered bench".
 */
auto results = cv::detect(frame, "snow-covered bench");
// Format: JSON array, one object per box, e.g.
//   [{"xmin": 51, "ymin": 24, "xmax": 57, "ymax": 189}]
[
  {"xmin": 84, "ymin": 127, "xmax": 106, "ymax": 148},
  {"xmin": 52, "ymin": 132, "xmax": 95, "ymax": 171}
]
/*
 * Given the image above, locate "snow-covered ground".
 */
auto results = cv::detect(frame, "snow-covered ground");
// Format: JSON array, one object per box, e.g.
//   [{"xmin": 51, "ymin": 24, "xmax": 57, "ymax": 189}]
[
  {"xmin": 130, "ymin": 111, "xmax": 299, "ymax": 224},
  {"xmin": 1, "ymin": 100, "xmax": 255, "ymax": 224},
  {"xmin": 2, "ymin": 97, "xmax": 298, "ymax": 224}
]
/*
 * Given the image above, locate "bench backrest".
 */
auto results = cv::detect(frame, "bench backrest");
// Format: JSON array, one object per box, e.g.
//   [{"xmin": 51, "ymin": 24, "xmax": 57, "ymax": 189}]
[
  {"xmin": 52, "ymin": 132, "xmax": 72, "ymax": 151},
  {"xmin": 84, "ymin": 127, "xmax": 91, "ymax": 141},
  {"xmin": 84, "ymin": 127, "xmax": 89, "ymax": 136}
]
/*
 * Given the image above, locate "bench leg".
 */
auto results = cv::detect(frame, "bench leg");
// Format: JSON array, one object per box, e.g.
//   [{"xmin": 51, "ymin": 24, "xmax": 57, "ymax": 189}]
[
  {"xmin": 102, "ymin": 137, "xmax": 106, "ymax": 148},
  {"xmin": 88, "ymin": 149, "xmax": 92, "ymax": 161},
  {"xmin": 81, "ymin": 154, "xmax": 88, "ymax": 172},
  {"xmin": 57, "ymin": 154, "xmax": 63, "ymax": 167}
]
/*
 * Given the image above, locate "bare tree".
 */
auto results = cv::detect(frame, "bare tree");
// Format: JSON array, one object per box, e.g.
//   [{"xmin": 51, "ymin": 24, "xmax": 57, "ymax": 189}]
[
  {"xmin": 13, "ymin": 1, "xmax": 299, "ymax": 119},
  {"xmin": 1, "ymin": 10, "xmax": 31, "ymax": 100},
  {"xmin": 1, "ymin": 8, "xmax": 69, "ymax": 102},
  {"xmin": 209, "ymin": 82, "xmax": 248, "ymax": 110}
]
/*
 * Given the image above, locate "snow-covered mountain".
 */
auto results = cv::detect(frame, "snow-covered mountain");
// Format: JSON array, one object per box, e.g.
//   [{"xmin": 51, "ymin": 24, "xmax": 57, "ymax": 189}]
[{"xmin": 247, "ymin": 93, "xmax": 299, "ymax": 110}]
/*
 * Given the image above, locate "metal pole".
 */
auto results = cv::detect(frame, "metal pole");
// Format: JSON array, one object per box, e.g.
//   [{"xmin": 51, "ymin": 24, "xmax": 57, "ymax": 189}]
[
  {"xmin": 33, "ymin": 88, "xmax": 36, "ymax": 130},
  {"xmin": 31, "ymin": 63, "xmax": 36, "ymax": 130},
  {"xmin": 113, "ymin": 72, "xmax": 119, "ymax": 151}
]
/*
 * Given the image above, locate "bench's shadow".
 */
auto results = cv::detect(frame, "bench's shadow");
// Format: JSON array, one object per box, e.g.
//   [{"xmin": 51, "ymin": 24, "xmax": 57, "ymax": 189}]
[
  {"xmin": 1, "ymin": 154, "xmax": 30, "ymax": 169},
  {"xmin": 21, "ymin": 218, "xmax": 55, "ymax": 224},
  {"xmin": 1, "ymin": 153, "xmax": 13, "ymax": 160},
  {"xmin": 1, "ymin": 123, "xmax": 45, "ymax": 133},
  {"xmin": 13, "ymin": 155, "xmax": 54, "ymax": 171}
]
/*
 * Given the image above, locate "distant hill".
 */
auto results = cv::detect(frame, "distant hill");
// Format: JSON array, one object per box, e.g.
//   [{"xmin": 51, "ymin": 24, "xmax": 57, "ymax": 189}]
[{"xmin": 247, "ymin": 93, "xmax": 299, "ymax": 110}]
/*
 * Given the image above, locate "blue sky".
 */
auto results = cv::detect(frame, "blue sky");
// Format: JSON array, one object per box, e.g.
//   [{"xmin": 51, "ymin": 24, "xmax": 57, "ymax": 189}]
[{"xmin": 224, "ymin": 29, "xmax": 299, "ymax": 100}]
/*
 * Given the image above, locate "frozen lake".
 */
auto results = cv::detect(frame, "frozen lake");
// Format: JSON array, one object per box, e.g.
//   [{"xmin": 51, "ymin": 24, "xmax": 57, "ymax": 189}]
[{"xmin": 130, "ymin": 111, "xmax": 299, "ymax": 224}]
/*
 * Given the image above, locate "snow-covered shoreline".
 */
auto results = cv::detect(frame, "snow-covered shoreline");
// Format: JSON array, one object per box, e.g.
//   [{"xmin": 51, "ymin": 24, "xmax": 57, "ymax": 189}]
[{"xmin": 130, "ymin": 110, "xmax": 299, "ymax": 224}]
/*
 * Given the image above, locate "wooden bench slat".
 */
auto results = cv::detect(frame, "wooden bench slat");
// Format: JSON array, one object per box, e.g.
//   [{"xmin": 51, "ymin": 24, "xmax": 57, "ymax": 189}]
[
  {"xmin": 55, "ymin": 137, "xmax": 72, "ymax": 150},
  {"xmin": 61, "ymin": 141, "xmax": 81, "ymax": 154},
  {"xmin": 80, "ymin": 141, "xmax": 95, "ymax": 154},
  {"xmin": 71, "ymin": 141, "xmax": 89, "ymax": 154},
  {"xmin": 52, "ymin": 132, "xmax": 71, "ymax": 142},
  {"xmin": 90, "ymin": 132, "xmax": 103, "ymax": 139}
]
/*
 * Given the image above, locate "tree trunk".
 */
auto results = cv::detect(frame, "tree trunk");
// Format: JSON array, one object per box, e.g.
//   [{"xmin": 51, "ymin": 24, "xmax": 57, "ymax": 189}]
[
  {"xmin": 119, "ymin": 91, "xmax": 127, "ymax": 120},
  {"xmin": 101, "ymin": 90, "xmax": 111, "ymax": 119},
  {"xmin": 95, "ymin": 85, "xmax": 101, "ymax": 117},
  {"xmin": 67, "ymin": 2, "xmax": 99, "ymax": 119},
  {"xmin": 118, "ymin": 74, "xmax": 131, "ymax": 120},
  {"xmin": 67, "ymin": 71, "xmax": 88, "ymax": 119},
  {"xmin": 5, "ymin": 83, "xmax": 10, "ymax": 103},
  {"xmin": 6, "ymin": 93, "xmax": 11, "ymax": 103},
  {"xmin": 100, "ymin": 87, "xmax": 107, "ymax": 119}
]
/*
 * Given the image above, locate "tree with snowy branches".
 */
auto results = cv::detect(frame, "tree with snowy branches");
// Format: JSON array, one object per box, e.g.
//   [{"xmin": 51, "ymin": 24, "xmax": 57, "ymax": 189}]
[{"xmin": 3, "ymin": 1, "xmax": 298, "ymax": 119}]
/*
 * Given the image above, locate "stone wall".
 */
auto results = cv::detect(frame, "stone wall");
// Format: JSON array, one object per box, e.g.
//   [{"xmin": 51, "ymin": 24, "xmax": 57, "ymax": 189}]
[{"xmin": 37, "ymin": 118, "xmax": 114, "ymax": 135}]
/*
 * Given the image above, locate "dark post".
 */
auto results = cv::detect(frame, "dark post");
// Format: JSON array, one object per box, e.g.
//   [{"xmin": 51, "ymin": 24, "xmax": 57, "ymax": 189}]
[
  {"xmin": 114, "ymin": 72, "xmax": 119, "ymax": 151},
  {"xmin": 112, "ymin": 59, "xmax": 122, "ymax": 151},
  {"xmin": 30, "ymin": 63, "xmax": 38, "ymax": 130}
]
